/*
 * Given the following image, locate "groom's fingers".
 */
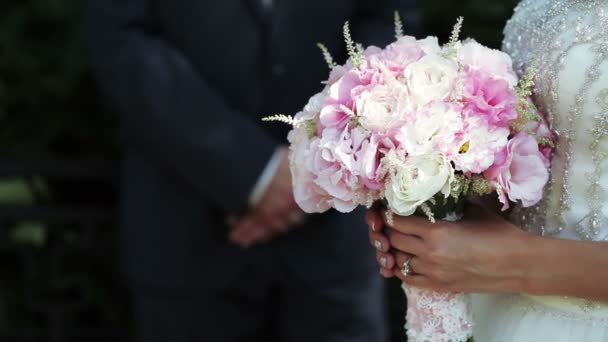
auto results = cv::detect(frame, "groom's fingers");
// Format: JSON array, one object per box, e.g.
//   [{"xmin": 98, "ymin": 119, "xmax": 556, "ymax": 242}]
[
  {"xmin": 229, "ymin": 216, "xmax": 266, "ymax": 247},
  {"xmin": 232, "ymin": 225, "xmax": 274, "ymax": 247}
]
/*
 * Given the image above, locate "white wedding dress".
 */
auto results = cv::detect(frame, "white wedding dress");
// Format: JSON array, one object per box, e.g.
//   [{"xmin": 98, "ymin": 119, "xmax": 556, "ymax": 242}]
[{"xmin": 472, "ymin": 0, "xmax": 608, "ymax": 341}]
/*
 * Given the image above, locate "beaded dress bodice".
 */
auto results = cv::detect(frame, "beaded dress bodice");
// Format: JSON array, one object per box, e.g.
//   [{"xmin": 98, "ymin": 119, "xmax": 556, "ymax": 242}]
[{"xmin": 503, "ymin": 0, "xmax": 608, "ymax": 241}]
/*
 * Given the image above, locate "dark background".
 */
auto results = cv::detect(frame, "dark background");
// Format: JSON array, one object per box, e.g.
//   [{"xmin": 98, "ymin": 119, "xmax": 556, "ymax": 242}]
[{"xmin": 0, "ymin": 0, "xmax": 518, "ymax": 341}]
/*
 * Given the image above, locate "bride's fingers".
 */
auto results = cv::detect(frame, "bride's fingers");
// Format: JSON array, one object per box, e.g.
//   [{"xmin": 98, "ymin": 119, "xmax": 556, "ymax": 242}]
[
  {"xmin": 381, "ymin": 210, "xmax": 431, "ymax": 238},
  {"xmin": 385, "ymin": 229, "xmax": 426, "ymax": 256},
  {"xmin": 379, "ymin": 268, "xmax": 394, "ymax": 278},
  {"xmin": 369, "ymin": 230, "xmax": 390, "ymax": 253},
  {"xmin": 376, "ymin": 251, "xmax": 395, "ymax": 269},
  {"xmin": 366, "ymin": 209, "xmax": 384, "ymax": 232},
  {"xmin": 392, "ymin": 251, "xmax": 417, "ymax": 280},
  {"xmin": 392, "ymin": 250, "xmax": 435, "ymax": 279}
]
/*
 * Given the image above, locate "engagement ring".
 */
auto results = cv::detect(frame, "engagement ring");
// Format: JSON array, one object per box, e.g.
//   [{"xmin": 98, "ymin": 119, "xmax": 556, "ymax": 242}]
[{"xmin": 401, "ymin": 258, "xmax": 412, "ymax": 276}]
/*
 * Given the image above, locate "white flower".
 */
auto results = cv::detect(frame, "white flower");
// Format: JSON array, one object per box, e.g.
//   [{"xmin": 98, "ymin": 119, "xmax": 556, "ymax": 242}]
[
  {"xmin": 404, "ymin": 54, "xmax": 459, "ymax": 107},
  {"xmin": 385, "ymin": 152, "xmax": 454, "ymax": 216},
  {"xmin": 295, "ymin": 87, "xmax": 328, "ymax": 121},
  {"xmin": 451, "ymin": 116, "xmax": 510, "ymax": 174},
  {"xmin": 397, "ymin": 102, "xmax": 463, "ymax": 156},
  {"xmin": 416, "ymin": 36, "xmax": 442, "ymax": 55},
  {"xmin": 355, "ymin": 84, "xmax": 412, "ymax": 132}
]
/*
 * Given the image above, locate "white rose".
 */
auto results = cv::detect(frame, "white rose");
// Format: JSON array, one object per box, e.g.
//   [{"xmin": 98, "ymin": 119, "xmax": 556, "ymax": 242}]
[
  {"xmin": 404, "ymin": 54, "xmax": 458, "ymax": 107},
  {"xmin": 385, "ymin": 152, "xmax": 454, "ymax": 216},
  {"xmin": 397, "ymin": 102, "xmax": 463, "ymax": 156},
  {"xmin": 416, "ymin": 36, "xmax": 442, "ymax": 55},
  {"xmin": 356, "ymin": 84, "xmax": 412, "ymax": 132},
  {"xmin": 295, "ymin": 87, "xmax": 328, "ymax": 121}
]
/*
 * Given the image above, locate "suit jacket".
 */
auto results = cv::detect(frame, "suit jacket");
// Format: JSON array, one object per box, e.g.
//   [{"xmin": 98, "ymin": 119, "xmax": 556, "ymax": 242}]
[{"xmin": 82, "ymin": 0, "xmax": 421, "ymax": 290}]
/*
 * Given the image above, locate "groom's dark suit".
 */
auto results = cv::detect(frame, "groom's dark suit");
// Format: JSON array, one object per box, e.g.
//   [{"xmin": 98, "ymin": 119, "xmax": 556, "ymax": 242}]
[{"xmin": 82, "ymin": 0, "xmax": 420, "ymax": 341}]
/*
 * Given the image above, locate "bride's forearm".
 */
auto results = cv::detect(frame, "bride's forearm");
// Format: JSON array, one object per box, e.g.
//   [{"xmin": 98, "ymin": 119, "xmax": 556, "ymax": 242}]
[{"xmin": 519, "ymin": 235, "xmax": 608, "ymax": 301}]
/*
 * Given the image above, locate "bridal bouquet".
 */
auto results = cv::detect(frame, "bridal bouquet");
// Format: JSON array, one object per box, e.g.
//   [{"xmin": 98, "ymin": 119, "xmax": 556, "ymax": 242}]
[{"xmin": 265, "ymin": 15, "xmax": 553, "ymax": 342}]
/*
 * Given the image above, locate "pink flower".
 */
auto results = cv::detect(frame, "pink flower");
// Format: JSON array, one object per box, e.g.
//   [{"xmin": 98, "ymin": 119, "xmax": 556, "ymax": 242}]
[
  {"xmin": 451, "ymin": 116, "xmax": 509, "ymax": 174},
  {"xmin": 485, "ymin": 133, "xmax": 550, "ymax": 210},
  {"xmin": 462, "ymin": 68, "xmax": 518, "ymax": 127},
  {"xmin": 459, "ymin": 39, "xmax": 518, "ymax": 86},
  {"xmin": 376, "ymin": 36, "xmax": 424, "ymax": 73},
  {"xmin": 324, "ymin": 46, "xmax": 380, "ymax": 85},
  {"xmin": 328, "ymin": 70, "xmax": 363, "ymax": 106},
  {"xmin": 319, "ymin": 71, "xmax": 364, "ymax": 129},
  {"xmin": 287, "ymin": 128, "xmax": 333, "ymax": 213},
  {"xmin": 318, "ymin": 104, "xmax": 352, "ymax": 131},
  {"xmin": 309, "ymin": 127, "xmax": 379, "ymax": 212},
  {"xmin": 324, "ymin": 64, "xmax": 351, "ymax": 85},
  {"xmin": 357, "ymin": 133, "xmax": 396, "ymax": 190}
]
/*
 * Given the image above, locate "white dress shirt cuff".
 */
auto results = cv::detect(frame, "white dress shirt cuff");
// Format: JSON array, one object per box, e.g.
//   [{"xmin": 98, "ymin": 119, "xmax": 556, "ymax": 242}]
[{"xmin": 249, "ymin": 148, "xmax": 284, "ymax": 206}]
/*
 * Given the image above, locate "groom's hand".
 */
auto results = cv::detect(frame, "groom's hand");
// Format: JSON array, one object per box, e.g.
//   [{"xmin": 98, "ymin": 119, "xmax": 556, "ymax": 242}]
[{"xmin": 229, "ymin": 149, "xmax": 305, "ymax": 248}]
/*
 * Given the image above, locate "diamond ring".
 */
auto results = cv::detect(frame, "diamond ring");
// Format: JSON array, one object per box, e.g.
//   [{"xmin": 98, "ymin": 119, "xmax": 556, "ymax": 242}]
[{"xmin": 401, "ymin": 258, "xmax": 412, "ymax": 276}]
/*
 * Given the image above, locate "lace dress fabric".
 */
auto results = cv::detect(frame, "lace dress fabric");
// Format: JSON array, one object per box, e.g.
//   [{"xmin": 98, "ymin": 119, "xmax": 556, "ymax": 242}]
[
  {"xmin": 403, "ymin": 278, "xmax": 473, "ymax": 342},
  {"xmin": 473, "ymin": 0, "xmax": 608, "ymax": 341}
]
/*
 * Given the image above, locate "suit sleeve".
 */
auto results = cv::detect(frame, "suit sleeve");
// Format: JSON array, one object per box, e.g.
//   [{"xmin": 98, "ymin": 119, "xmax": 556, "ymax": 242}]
[
  {"xmin": 81, "ymin": 0, "xmax": 278, "ymax": 214},
  {"xmin": 354, "ymin": 0, "xmax": 423, "ymax": 47}
]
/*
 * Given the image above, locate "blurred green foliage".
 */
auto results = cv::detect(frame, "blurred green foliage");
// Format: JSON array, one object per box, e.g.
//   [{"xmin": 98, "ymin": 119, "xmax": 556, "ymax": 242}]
[{"xmin": 0, "ymin": 0, "xmax": 117, "ymax": 159}]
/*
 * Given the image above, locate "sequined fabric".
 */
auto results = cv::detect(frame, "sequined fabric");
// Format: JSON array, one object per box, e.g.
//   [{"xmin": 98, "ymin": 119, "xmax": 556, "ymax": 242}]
[
  {"xmin": 503, "ymin": 0, "xmax": 608, "ymax": 241},
  {"xmin": 471, "ymin": 3, "xmax": 608, "ymax": 338}
]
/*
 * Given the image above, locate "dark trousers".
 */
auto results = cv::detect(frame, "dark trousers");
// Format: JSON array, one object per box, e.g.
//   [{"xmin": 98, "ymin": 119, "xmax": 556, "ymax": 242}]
[{"xmin": 132, "ymin": 248, "xmax": 387, "ymax": 342}]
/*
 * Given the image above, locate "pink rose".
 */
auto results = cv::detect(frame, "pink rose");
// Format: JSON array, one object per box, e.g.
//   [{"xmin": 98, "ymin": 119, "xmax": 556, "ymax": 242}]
[
  {"xmin": 485, "ymin": 133, "xmax": 550, "ymax": 210},
  {"xmin": 462, "ymin": 68, "xmax": 518, "ymax": 128},
  {"xmin": 459, "ymin": 39, "xmax": 518, "ymax": 86},
  {"xmin": 376, "ymin": 36, "xmax": 424, "ymax": 73}
]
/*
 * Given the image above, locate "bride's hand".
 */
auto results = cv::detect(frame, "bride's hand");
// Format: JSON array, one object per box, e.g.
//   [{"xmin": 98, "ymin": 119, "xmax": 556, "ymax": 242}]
[{"xmin": 367, "ymin": 206, "xmax": 534, "ymax": 293}]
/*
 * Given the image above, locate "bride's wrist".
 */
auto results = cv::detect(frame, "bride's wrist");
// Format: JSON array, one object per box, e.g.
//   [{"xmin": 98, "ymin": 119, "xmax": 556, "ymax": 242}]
[
  {"xmin": 514, "ymin": 233, "xmax": 561, "ymax": 295},
  {"xmin": 502, "ymin": 230, "xmax": 547, "ymax": 294}
]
